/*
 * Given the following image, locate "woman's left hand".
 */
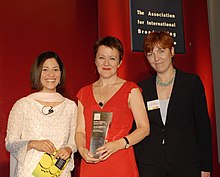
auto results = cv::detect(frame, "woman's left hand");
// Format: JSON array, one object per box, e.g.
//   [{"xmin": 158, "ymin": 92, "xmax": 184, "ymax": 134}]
[
  {"xmin": 54, "ymin": 146, "xmax": 72, "ymax": 160},
  {"xmin": 96, "ymin": 141, "xmax": 121, "ymax": 161}
]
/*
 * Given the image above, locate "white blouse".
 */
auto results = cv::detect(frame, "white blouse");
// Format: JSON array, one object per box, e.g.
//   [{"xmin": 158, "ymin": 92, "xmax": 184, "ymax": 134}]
[
  {"xmin": 5, "ymin": 96, "xmax": 77, "ymax": 177},
  {"xmin": 159, "ymin": 99, "xmax": 169, "ymax": 125}
]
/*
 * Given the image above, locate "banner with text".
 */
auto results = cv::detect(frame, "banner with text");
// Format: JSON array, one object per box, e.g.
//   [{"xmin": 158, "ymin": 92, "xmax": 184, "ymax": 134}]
[{"xmin": 130, "ymin": 0, "xmax": 185, "ymax": 54}]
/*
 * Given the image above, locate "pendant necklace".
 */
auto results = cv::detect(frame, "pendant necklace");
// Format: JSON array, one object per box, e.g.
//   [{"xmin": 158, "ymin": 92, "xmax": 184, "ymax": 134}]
[
  {"xmin": 156, "ymin": 69, "xmax": 176, "ymax": 87},
  {"xmin": 97, "ymin": 78, "xmax": 119, "ymax": 108},
  {"xmin": 98, "ymin": 101, "xmax": 104, "ymax": 107},
  {"xmin": 98, "ymin": 86, "xmax": 105, "ymax": 108}
]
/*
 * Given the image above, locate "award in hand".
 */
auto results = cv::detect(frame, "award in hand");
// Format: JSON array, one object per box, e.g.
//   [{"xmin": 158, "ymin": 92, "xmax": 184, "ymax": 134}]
[{"xmin": 90, "ymin": 111, "xmax": 113, "ymax": 158}]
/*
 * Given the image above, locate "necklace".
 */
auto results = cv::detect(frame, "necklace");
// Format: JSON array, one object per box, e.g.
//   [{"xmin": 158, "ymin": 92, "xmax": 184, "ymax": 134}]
[
  {"xmin": 98, "ymin": 101, "xmax": 104, "ymax": 107},
  {"xmin": 97, "ymin": 85, "xmax": 106, "ymax": 108},
  {"xmin": 97, "ymin": 78, "xmax": 119, "ymax": 108},
  {"xmin": 156, "ymin": 69, "xmax": 176, "ymax": 87},
  {"xmin": 42, "ymin": 106, "xmax": 54, "ymax": 115}
]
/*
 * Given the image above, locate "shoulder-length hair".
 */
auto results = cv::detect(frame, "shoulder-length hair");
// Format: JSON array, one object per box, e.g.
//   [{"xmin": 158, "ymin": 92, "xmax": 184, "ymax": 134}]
[{"xmin": 30, "ymin": 51, "xmax": 66, "ymax": 90}]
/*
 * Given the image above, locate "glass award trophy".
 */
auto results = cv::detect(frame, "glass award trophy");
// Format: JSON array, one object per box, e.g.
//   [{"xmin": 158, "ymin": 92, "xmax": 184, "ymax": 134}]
[{"xmin": 90, "ymin": 111, "xmax": 113, "ymax": 158}]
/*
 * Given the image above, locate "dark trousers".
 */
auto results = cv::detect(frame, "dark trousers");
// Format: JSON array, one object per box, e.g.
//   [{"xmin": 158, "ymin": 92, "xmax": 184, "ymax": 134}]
[{"xmin": 137, "ymin": 148, "xmax": 201, "ymax": 177}]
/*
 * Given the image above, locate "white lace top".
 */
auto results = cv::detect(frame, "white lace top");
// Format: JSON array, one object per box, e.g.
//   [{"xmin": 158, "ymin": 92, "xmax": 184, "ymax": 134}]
[{"xmin": 5, "ymin": 96, "xmax": 77, "ymax": 177}]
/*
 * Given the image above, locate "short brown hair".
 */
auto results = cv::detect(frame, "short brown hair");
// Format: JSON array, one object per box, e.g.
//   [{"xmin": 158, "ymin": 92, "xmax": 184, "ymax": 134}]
[
  {"xmin": 93, "ymin": 36, "xmax": 124, "ymax": 62},
  {"xmin": 30, "ymin": 51, "xmax": 66, "ymax": 90},
  {"xmin": 143, "ymin": 31, "xmax": 174, "ymax": 53}
]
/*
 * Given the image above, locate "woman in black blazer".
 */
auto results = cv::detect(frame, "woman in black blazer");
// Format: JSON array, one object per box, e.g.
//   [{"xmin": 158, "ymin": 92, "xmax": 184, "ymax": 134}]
[{"xmin": 134, "ymin": 31, "xmax": 212, "ymax": 177}]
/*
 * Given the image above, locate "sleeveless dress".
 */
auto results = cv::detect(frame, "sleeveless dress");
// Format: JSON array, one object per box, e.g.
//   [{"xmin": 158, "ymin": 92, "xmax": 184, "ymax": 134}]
[{"xmin": 77, "ymin": 81, "xmax": 139, "ymax": 177}]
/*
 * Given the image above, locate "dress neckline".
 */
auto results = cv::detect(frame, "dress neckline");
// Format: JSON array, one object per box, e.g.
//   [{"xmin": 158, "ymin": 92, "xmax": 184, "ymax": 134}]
[{"xmin": 91, "ymin": 81, "xmax": 127, "ymax": 109}]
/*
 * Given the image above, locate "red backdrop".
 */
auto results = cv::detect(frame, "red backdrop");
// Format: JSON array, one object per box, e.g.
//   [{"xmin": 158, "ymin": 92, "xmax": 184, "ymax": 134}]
[
  {"xmin": 0, "ymin": 0, "xmax": 98, "ymax": 176},
  {"xmin": 0, "ymin": 0, "xmax": 219, "ymax": 176}
]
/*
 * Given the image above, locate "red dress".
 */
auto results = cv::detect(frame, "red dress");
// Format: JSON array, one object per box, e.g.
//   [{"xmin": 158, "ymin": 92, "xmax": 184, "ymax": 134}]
[{"xmin": 77, "ymin": 81, "xmax": 139, "ymax": 177}]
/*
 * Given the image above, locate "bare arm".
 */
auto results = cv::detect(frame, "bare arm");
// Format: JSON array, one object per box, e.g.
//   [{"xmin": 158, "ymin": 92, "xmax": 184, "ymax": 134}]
[{"xmin": 126, "ymin": 87, "xmax": 150, "ymax": 145}]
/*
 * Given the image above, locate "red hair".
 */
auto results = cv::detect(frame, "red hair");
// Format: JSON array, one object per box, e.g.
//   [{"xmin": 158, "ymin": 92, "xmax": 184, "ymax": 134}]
[{"xmin": 143, "ymin": 31, "xmax": 174, "ymax": 53}]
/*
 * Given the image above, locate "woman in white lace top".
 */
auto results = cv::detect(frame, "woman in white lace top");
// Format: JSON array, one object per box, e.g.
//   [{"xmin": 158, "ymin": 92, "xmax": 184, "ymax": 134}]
[{"xmin": 5, "ymin": 51, "xmax": 77, "ymax": 177}]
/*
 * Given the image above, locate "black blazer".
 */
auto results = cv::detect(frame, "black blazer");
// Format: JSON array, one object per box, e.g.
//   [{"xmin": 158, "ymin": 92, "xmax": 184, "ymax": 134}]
[{"xmin": 134, "ymin": 69, "xmax": 212, "ymax": 171}]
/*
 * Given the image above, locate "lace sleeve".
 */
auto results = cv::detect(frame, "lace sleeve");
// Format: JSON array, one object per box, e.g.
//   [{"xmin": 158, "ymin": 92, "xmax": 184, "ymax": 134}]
[
  {"xmin": 65, "ymin": 100, "xmax": 78, "ymax": 171},
  {"xmin": 5, "ymin": 98, "xmax": 29, "ymax": 164},
  {"xmin": 69, "ymin": 101, "xmax": 77, "ymax": 153}
]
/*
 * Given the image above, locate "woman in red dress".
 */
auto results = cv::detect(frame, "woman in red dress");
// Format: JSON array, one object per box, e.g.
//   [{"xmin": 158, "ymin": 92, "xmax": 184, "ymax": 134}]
[{"xmin": 75, "ymin": 36, "xmax": 150, "ymax": 177}]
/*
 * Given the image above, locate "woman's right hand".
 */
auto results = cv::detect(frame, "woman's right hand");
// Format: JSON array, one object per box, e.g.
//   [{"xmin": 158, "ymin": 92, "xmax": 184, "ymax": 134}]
[
  {"xmin": 27, "ymin": 140, "xmax": 56, "ymax": 154},
  {"xmin": 78, "ymin": 147, "xmax": 100, "ymax": 164}
]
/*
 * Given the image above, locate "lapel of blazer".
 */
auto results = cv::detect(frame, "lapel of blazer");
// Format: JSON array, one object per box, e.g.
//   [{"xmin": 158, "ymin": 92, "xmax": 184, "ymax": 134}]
[
  {"xmin": 165, "ymin": 69, "xmax": 185, "ymax": 128},
  {"xmin": 147, "ymin": 75, "xmax": 164, "ymax": 127}
]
